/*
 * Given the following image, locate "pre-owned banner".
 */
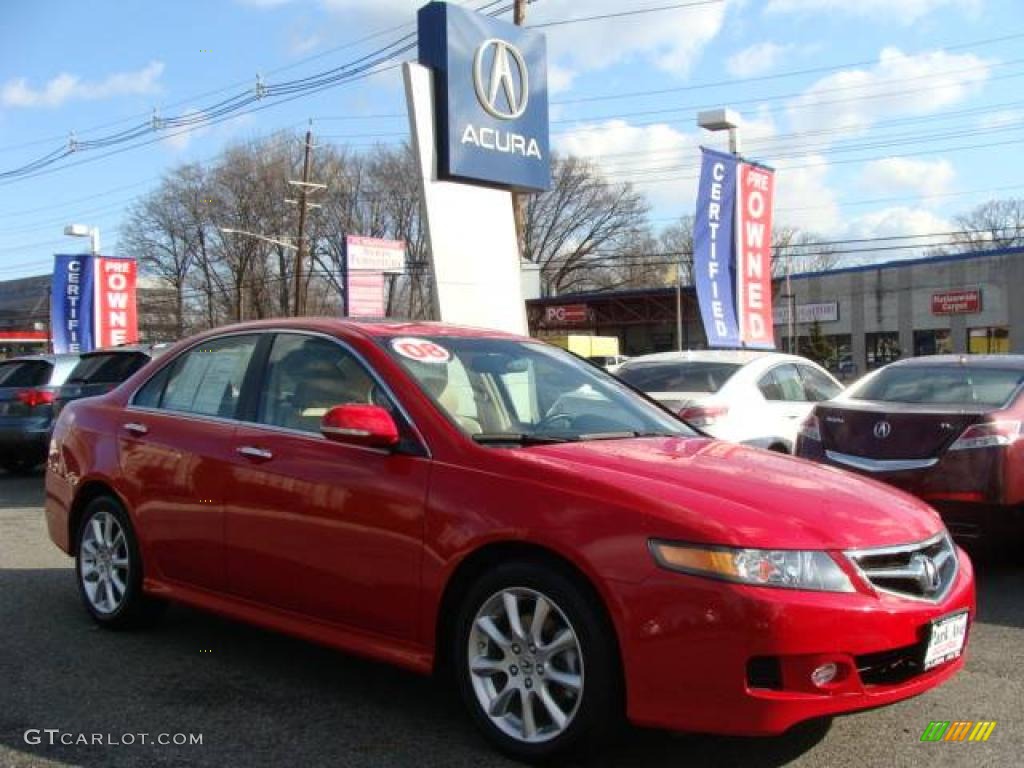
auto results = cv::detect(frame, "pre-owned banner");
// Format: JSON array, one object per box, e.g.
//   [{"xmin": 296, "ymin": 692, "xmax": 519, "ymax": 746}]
[
  {"xmin": 693, "ymin": 147, "xmax": 740, "ymax": 347},
  {"xmin": 92, "ymin": 257, "xmax": 139, "ymax": 348},
  {"xmin": 735, "ymin": 162, "xmax": 776, "ymax": 348},
  {"xmin": 50, "ymin": 254, "xmax": 95, "ymax": 354}
]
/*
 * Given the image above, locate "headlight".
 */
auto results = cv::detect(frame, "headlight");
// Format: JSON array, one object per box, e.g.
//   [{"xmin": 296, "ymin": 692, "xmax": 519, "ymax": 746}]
[{"xmin": 649, "ymin": 540, "xmax": 854, "ymax": 592}]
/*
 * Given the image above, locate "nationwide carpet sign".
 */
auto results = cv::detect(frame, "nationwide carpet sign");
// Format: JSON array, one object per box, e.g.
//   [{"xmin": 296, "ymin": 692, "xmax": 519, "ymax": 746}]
[
  {"xmin": 693, "ymin": 147, "xmax": 776, "ymax": 349},
  {"xmin": 50, "ymin": 254, "xmax": 138, "ymax": 354},
  {"xmin": 418, "ymin": 1, "xmax": 550, "ymax": 192}
]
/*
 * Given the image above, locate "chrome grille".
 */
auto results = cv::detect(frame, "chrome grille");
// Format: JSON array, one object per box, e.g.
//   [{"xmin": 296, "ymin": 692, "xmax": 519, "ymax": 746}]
[{"xmin": 845, "ymin": 533, "xmax": 958, "ymax": 602}]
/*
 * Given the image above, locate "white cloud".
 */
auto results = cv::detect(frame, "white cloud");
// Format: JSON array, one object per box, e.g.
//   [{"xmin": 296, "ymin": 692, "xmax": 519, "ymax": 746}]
[
  {"xmin": 765, "ymin": 0, "xmax": 981, "ymax": 24},
  {"xmin": 840, "ymin": 206, "xmax": 953, "ymax": 261},
  {"xmin": 978, "ymin": 109, "xmax": 1024, "ymax": 130},
  {"xmin": 727, "ymin": 42, "xmax": 792, "ymax": 77},
  {"xmin": 162, "ymin": 108, "xmax": 209, "ymax": 152},
  {"xmin": 773, "ymin": 155, "xmax": 842, "ymax": 234},
  {"xmin": 289, "ymin": 32, "xmax": 321, "ymax": 56},
  {"xmin": 786, "ymin": 48, "xmax": 991, "ymax": 134},
  {"xmin": 548, "ymin": 63, "xmax": 575, "ymax": 94},
  {"xmin": 2, "ymin": 62, "xmax": 164, "ymax": 108},
  {"xmin": 859, "ymin": 157, "xmax": 955, "ymax": 197},
  {"xmin": 555, "ymin": 119, "xmax": 698, "ymax": 208}
]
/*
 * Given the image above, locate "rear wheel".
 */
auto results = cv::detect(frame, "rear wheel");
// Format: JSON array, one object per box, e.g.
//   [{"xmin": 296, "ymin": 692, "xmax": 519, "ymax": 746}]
[
  {"xmin": 453, "ymin": 561, "xmax": 621, "ymax": 762},
  {"xmin": 75, "ymin": 495, "xmax": 164, "ymax": 629}
]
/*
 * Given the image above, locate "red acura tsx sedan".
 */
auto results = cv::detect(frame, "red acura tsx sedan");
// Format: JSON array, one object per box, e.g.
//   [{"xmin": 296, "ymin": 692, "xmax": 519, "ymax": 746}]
[{"xmin": 45, "ymin": 319, "xmax": 974, "ymax": 762}]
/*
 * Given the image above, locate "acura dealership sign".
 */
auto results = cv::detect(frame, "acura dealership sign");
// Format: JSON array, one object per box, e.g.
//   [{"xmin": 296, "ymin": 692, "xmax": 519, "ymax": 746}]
[{"xmin": 418, "ymin": 2, "xmax": 550, "ymax": 191}]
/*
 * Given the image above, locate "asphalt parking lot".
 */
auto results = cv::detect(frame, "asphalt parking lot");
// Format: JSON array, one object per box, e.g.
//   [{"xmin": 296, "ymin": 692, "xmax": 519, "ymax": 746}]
[{"xmin": 0, "ymin": 470, "xmax": 1020, "ymax": 768}]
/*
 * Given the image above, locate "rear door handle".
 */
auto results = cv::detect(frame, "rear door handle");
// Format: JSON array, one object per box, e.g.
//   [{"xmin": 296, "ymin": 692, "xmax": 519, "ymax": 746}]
[
  {"xmin": 123, "ymin": 422, "xmax": 148, "ymax": 435},
  {"xmin": 237, "ymin": 446, "xmax": 273, "ymax": 460}
]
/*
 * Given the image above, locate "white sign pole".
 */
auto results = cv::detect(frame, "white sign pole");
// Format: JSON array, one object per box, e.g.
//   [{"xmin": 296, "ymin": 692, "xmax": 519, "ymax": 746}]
[{"xmin": 403, "ymin": 61, "xmax": 528, "ymax": 335}]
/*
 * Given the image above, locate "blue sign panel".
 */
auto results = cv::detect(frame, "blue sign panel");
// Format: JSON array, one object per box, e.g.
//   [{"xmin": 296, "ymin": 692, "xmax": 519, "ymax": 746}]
[
  {"xmin": 693, "ymin": 147, "xmax": 741, "ymax": 348},
  {"xmin": 51, "ymin": 254, "xmax": 95, "ymax": 354},
  {"xmin": 418, "ymin": 1, "xmax": 550, "ymax": 192}
]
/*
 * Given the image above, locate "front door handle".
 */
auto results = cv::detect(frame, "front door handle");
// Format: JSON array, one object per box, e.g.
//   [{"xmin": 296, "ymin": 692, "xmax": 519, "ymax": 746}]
[
  {"xmin": 237, "ymin": 445, "xmax": 273, "ymax": 460},
  {"xmin": 123, "ymin": 422, "xmax": 148, "ymax": 435}
]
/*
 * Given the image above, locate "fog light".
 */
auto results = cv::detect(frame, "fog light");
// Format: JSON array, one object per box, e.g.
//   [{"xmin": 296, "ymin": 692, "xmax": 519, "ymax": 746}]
[{"xmin": 811, "ymin": 662, "xmax": 838, "ymax": 687}]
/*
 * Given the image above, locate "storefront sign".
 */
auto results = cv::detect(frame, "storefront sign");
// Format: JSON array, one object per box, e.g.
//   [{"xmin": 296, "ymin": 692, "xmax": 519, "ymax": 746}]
[
  {"xmin": 543, "ymin": 304, "xmax": 588, "ymax": 325},
  {"xmin": 773, "ymin": 301, "xmax": 839, "ymax": 325},
  {"xmin": 418, "ymin": 2, "xmax": 550, "ymax": 192},
  {"xmin": 345, "ymin": 236, "xmax": 406, "ymax": 273},
  {"xmin": 347, "ymin": 271, "xmax": 386, "ymax": 318},
  {"xmin": 932, "ymin": 289, "xmax": 981, "ymax": 315}
]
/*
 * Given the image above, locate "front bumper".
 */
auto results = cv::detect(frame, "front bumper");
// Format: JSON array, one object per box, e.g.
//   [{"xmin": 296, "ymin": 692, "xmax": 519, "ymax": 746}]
[{"xmin": 614, "ymin": 547, "xmax": 975, "ymax": 736}]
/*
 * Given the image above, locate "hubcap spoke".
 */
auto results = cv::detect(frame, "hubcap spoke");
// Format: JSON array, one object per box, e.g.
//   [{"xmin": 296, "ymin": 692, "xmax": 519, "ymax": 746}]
[
  {"xmin": 545, "ymin": 667, "xmax": 582, "ymax": 692},
  {"xmin": 539, "ymin": 684, "xmax": 569, "ymax": 729},
  {"xmin": 521, "ymin": 690, "xmax": 538, "ymax": 739},
  {"xmin": 488, "ymin": 685, "xmax": 517, "ymax": 718},
  {"xmin": 541, "ymin": 629, "xmax": 575, "ymax": 659},
  {"xmin": 530, "ymin": 596, "xmax": 550, "ymax": 646},
  {"xmin": 470, "ymin": 656, "xmax": 504, "ymax": 678},
  {"xmin": 476, "ymin": 616, "xmax": 512, "ymax": 651},
  {"xmin": 503, "ymin": 592, "xmax": 526, "ymax": 642}
]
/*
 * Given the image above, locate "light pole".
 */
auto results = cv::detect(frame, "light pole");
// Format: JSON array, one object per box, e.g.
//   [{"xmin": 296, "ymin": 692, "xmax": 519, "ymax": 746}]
[{"xmin": 63, "ymin": 223, "xmax": 100, "ymax": 256}]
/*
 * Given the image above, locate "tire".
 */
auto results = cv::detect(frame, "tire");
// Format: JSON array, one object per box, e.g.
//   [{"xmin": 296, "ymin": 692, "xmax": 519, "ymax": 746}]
[
  {"xmin": 453, "ymin": 561, "xmax": 622, "ymax": 763},
  {"xmin": 74, "ymin": 495, "xmax": 165, "ymax": 629}
]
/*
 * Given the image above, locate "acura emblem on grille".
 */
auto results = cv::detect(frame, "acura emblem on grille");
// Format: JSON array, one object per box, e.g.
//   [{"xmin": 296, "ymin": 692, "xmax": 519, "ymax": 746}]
[
  {"xmin": 910, "ymin": 553, "xmax": 942, "ymax": 594},
  {"xmin": 873, "ymin": 420, "xmax": 892, "ymax": 439}
]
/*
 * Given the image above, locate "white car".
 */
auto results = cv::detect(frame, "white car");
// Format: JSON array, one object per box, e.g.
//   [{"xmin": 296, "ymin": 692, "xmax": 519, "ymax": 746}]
[{"xmin": 615, "ymin": 350, "xmax": 843, "ymax": 452}]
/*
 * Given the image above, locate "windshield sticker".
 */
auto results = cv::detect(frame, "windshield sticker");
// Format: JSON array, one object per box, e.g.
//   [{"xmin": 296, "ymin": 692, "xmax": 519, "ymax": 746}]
[{"xmin": 391, "ymin": 337, "xmax": 451, "ymax": 364}]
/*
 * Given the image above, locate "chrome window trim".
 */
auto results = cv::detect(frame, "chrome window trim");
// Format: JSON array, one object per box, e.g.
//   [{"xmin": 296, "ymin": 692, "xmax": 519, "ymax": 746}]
[
  {"xmin": 825, "ymin": 450, "xmax": 938, "ymax": 473},
  {"xmin": 844, "ymin": 531, "xmax": 959, "ymax": 604},
  {"xmin": 126, "ymin": 327, "xmax": 431, "ymax": 458}
]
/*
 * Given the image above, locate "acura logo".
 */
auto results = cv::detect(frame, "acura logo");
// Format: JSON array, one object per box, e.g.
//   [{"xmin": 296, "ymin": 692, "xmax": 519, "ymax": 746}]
[
  {"xmin": 910, "ymin": 553, "xmax": 942, "ymax": 594},
  {"xmin": 873, "ymin": 420, "xmax": 892, "ymax": 439},
  {"xmin": 474, "ymin": 38, "xmax": 529, "ymax": 120}
]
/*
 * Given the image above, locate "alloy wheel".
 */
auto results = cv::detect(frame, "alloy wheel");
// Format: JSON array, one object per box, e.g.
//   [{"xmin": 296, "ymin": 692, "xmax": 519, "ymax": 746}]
[
  {"xmin": 467, "ymin": 587, "xmax": 584, "ymax": 744},
  {"xmin": 79, "ymin": 510, "xmax": 130, "ymax": 615}
]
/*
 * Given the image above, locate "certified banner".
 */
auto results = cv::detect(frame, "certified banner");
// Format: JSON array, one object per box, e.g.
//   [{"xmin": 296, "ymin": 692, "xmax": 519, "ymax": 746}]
[
  {"xmin": 693, "ymin": 147, "xmax": 740, "ymax": 347},
  {"xmin": 50, "ymin": 254, "xmax": 95, "ymax": 354},
  {"xmin": 93, "ymin": 257, "xmax": 139, "ymax": 348},
  {"xmin": 735, "ymin": 162, "xmax": 776, "ymax": 348}
]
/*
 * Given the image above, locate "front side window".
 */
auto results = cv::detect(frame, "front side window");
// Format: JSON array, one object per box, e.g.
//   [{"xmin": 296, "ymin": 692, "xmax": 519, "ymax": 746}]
[
  {"xmin": 151, "ymin": 335, "xmax": 259, "ymax": 418},
  {"xmin": 256, "ymin": 334, "xmax": 383, "ymax": 433},
  {"xmin": 383, "ymin": 335, "xmax": 693, "ymax": 442},
  {"xmin": 852, "ymin": 365, "xmax": 1024, "ymax": 407}
]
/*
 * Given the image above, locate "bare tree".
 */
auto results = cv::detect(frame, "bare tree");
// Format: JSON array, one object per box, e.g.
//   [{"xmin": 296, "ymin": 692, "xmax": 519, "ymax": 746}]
[
  {"xmin": 933, "ymin": 198, "xmax": 1024, "ymax": 254},
  {"xmin": 523, "ymin": 154, "xmax": 650, "ymax": 296}
]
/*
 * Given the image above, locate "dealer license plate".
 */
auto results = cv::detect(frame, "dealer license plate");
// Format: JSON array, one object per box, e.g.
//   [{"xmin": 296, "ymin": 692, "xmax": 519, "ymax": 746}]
[{"xmin": 923, "ymin": 611, "xmax": 968, "ymax": 671}]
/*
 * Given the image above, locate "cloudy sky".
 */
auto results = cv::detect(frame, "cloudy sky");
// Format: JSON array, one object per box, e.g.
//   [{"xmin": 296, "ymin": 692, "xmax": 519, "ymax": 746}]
[{"xmin": 0, "ymin": 0, "xmax": 1021, "ymax": 279}]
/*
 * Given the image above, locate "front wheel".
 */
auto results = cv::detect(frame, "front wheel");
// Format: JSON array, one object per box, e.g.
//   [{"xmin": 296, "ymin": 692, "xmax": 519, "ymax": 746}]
[
  {"xmin": 454, "ymin": 561, "xmax": 622, "ymax": 762},
  {"xmin": 75, "ymin": 495, "xmax": 164, "ymax": 629}
]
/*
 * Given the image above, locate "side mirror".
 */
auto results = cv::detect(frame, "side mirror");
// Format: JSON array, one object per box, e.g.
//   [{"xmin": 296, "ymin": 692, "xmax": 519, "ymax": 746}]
[{"xmin": 321, "ymin": 404, "xmax": 400, "ymax": 449}]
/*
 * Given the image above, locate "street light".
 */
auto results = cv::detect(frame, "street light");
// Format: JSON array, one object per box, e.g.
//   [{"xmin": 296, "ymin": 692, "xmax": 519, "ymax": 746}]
[
  {"xmin": 696, "ymin": 108, "xmax": 742, "ymax": 155},
  {"xmin": 63, "ymin": 223, "xmax": 100, "ymax": 256}
]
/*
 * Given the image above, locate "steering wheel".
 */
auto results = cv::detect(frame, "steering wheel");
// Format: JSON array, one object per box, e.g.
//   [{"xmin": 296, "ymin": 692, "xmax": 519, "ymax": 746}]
[{"xmin": 535, "ymin": 412, "xmax": 575, "ymax": 432}]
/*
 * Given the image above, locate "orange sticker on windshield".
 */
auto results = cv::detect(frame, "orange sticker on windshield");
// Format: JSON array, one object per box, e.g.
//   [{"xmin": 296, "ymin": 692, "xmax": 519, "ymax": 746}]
[{"xmin": 391, "ymin": 337, "xmax": 451, "ymax": 363}]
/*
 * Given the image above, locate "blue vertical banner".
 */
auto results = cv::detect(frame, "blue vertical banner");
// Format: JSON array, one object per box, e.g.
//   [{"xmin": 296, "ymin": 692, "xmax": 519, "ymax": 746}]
[
  {"xmin": 693, "ymin": 147, "xmax": 740, "ymax": 347},
  {"xmin": 50, "ymin": 254, "xmax": 95, "ymax": 354}
]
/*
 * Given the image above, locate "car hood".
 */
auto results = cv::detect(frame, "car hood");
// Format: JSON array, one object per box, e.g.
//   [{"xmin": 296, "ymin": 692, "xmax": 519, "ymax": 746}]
[{"xmin": 516, "ymin": 436, "xmax": 942, "ymax": 550}]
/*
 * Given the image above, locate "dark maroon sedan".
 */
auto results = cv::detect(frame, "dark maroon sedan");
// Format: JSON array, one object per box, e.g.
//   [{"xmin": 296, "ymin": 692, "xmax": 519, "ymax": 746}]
[{"xmin": 796, "ymin": 355, "xmax": 1024, "ymax": 539}]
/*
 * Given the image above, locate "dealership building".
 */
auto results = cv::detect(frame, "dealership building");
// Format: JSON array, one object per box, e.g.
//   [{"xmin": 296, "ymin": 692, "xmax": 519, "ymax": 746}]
[{"xmin": 528, "ymin": 246, "xmax": 1024, "ymax": 378}]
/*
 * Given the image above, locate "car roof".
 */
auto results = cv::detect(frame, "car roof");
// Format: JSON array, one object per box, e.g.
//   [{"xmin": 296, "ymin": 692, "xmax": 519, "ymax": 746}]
[
  {"xmin": 887, "ymin": 354, "xmax": 1024, "ymax": 370},
  {"xmin": 0, "ymin": 353, "xmax": 78, "ymax": 364},
  {"xmin": 80, "ymin": 343, "xmax": 168, "ymax": 358},
  {"xmin": 193, "ymin": 317, "xmax": 525, "ymax": 341},
  {"xmin": 621, "ymin": 349, "xmax": 795, "ymax": 366}
]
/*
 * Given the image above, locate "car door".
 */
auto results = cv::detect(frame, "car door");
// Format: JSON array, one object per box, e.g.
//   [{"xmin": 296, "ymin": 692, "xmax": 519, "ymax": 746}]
[
  {"xmin": 756, "ymin": 363, "xmax": 812, "ymax": 448},
  {"xmin": 119, "ymin": 333, "xmax": 261, "ymax": 592},
  {"xmin": 223, "ymin": 331, "xmax": 431, "ymax": 641}
]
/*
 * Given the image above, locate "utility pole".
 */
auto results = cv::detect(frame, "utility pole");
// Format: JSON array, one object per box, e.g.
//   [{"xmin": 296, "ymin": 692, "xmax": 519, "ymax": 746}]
[
  {"xmin": 287, "ymin": 125, "xmax": 325, "ymax": 317},
  {"xmin": 512, "ymin": 0, "xmax": 528, "ymax": 260}
]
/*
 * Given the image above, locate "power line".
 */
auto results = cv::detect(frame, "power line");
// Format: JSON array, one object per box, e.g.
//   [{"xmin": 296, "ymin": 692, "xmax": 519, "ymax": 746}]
[{"xmin": 530, "ymin": 0, "xmax": 723, "ymax": 28}]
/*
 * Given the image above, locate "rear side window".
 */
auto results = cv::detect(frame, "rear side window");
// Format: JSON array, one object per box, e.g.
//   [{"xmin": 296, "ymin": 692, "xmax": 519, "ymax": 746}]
[
  {"xmin": 67, "ymin": 352, "xmax": 149, "ymax": 385},
  {"xmin": 853, "ymin": 366, "xmax": 1024, "ymax": 406},
  {"xmin": 797, "ymin": 365, "xmax": 842, "ymax": 402},
  {"xmin": 758, "ymin": 364, "xmax": 807, "ymax": 401},
  {"xmin": 617, "ymin": 362, "xmax": 741, "ymax": 393},
  {"xmin": 147, "ymin": 335, "xmax": 259, "ymax": 418},
  {"xmin": 0, "ymin": 360, "xmax": 53, "ymax": 387}
]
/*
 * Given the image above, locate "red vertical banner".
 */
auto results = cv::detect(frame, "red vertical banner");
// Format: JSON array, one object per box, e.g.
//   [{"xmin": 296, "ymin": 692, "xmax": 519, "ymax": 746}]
[
  {"xmin": 735, "ymin": 163, "xmax": 775, "ymax": 348},
  {"xmin": 92, "ymin": 257, "xmax": 139, "ymax": 347}
]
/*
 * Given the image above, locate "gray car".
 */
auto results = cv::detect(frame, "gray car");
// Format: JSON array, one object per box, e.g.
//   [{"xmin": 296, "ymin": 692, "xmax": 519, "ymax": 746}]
[{"xmin": 0, "ymin": 353, "xmax": 79, "ymax": 474}]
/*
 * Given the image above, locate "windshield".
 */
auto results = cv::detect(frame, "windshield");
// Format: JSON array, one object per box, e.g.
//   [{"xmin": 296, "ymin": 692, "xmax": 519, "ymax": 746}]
[
  {"xmin": 617, "ymin": 361, "xmax": 741, "ymax": 394},
  {"xmin": 851, "ymin": 365, "xmax": 1024, "ymax": 407},
  {"xmin": 67, "ymin": 352, "xmax": 150, "ymax": 385},
  {"xmin": 383, "ymin": 335, "xmax": 694, "ymax": 442}
]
